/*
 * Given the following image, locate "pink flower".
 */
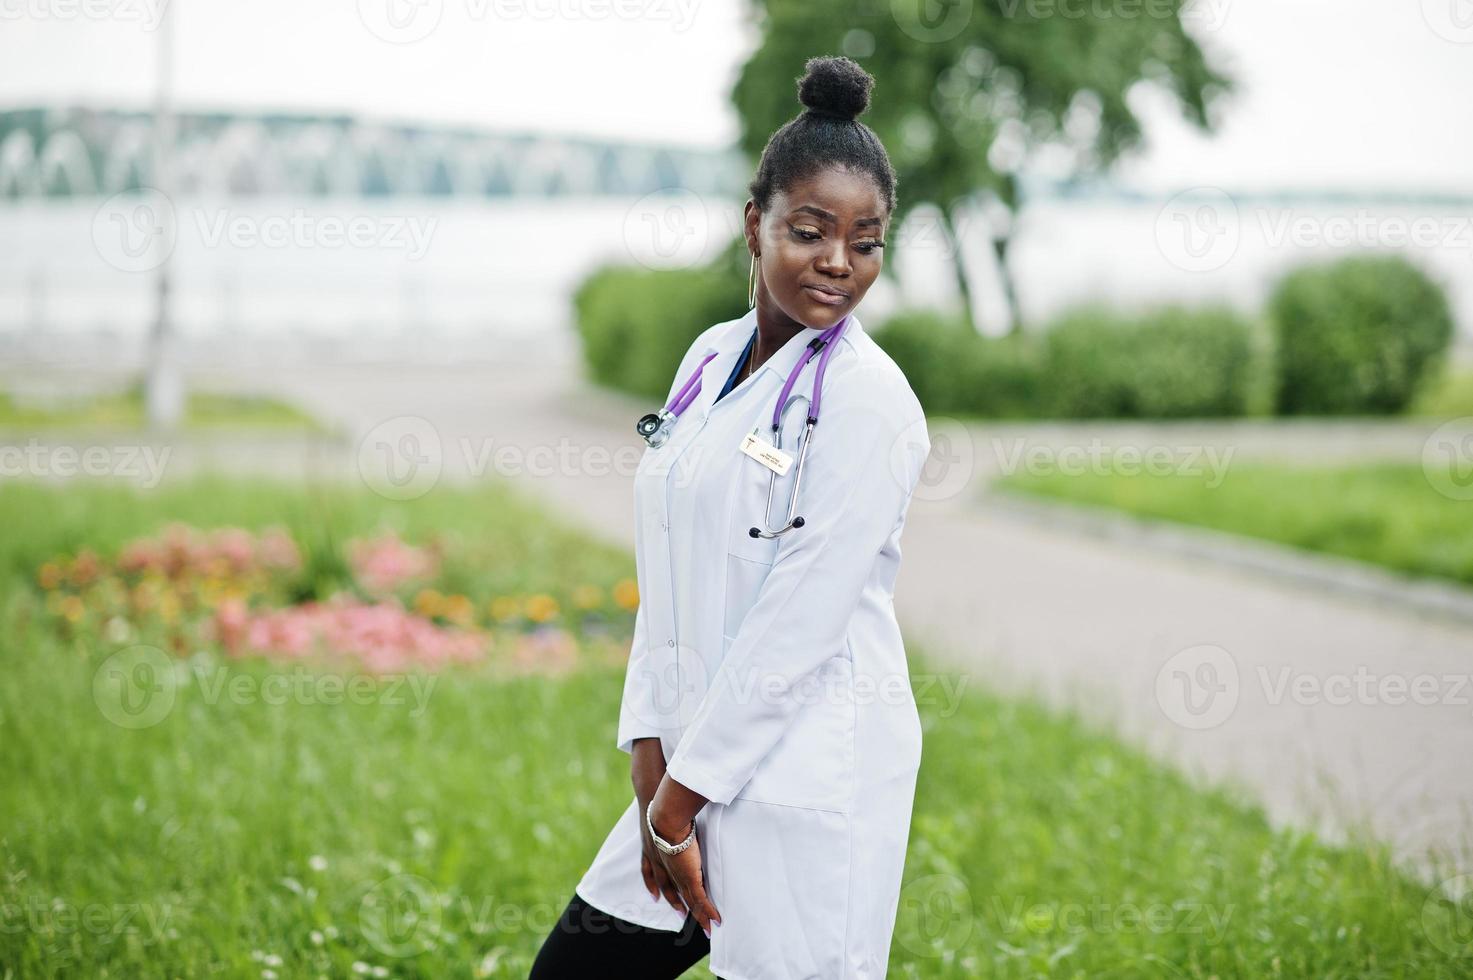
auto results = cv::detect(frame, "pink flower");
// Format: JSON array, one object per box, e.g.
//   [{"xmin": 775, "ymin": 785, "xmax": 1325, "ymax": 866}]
[
  {"xmin": 346, "ymin": 531, "xmax": 438, "ymax": 597},
  {"xmin": 221, "ymin": 594, "xmax": 487, "ymax": 674}
]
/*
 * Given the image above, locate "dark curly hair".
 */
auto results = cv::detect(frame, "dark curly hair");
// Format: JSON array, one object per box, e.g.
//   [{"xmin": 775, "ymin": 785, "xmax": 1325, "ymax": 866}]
[{"xmin": 747, "ymin": 55, "xmax": 898, "ymax": 216}]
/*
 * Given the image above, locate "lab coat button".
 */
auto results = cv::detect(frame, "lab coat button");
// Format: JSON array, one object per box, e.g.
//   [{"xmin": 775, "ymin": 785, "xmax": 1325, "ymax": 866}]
[{"xmin": 666, "ymin": 639, "xmax": 675, "ymax": 647}]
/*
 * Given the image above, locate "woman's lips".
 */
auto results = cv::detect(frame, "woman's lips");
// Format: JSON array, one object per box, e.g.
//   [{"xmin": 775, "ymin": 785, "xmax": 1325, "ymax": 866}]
[{"xmin": 802, "ymin": 285, "xmax": 848, "ymax": 306}]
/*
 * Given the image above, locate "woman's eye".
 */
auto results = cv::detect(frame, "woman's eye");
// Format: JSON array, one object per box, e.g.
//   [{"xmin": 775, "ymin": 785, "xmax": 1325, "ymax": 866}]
[
  {"xmin": 856, "ymin": 240, "xmax": 885, "ymax": 254},
  {"xmin": 792, "ymin": 227, "xmax": 821, "ymax": 241}
]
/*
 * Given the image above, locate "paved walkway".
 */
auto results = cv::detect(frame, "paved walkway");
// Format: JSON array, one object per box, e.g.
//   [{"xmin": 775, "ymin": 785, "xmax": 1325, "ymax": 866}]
[{"xmin": 7, "ymin": 351, "xmax": 1472, "ymax": 875}]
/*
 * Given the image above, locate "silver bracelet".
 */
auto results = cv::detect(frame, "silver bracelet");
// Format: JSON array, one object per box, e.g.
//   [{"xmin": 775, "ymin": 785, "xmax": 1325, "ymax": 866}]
[{"xmin": 646, "ymin": 801, "xmax": 696, "ymax": 856}]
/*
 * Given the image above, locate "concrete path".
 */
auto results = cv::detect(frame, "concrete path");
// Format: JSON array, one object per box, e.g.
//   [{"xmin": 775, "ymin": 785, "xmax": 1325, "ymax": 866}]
[{"xmin": 6, "ymin": 350, "xmax": 1472, "ymax": 875}]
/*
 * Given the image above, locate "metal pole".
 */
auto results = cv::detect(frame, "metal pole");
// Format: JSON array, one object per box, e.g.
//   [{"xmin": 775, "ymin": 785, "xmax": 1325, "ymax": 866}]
[{"xmin": 144, "ymin": 0, "xmax": 183, "ymax": 431}]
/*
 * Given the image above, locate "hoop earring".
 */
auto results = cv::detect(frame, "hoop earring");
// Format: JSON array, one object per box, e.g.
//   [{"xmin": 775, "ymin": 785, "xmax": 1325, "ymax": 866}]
[{"xmin": 748, "ymin": 252, "xmax": 759, "ymax": 308}]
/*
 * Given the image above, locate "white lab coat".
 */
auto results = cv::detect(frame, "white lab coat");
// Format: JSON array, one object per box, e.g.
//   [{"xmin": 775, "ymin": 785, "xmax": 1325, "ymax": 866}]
[{"xmin": 575, "ymin": 305, "xmax": 931, "ymax": 979}]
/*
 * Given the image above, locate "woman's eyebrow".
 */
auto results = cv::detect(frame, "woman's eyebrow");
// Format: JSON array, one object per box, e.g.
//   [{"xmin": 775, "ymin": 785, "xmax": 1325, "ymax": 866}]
[{"xmin": 792, "ymin": 205, "xmax": 883, "ymax": 229}]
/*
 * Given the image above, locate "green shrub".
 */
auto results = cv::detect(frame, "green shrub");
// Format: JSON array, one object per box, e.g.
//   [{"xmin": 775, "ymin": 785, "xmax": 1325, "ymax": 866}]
[
  {"xmin": 1043, "ymin": 305, "xmax": 1257, "ymax": 419},
  {"xmin": 871, "ymin": 310, "xmax": 1047, "ymax": 418},
  {"xmin": 1269, "ymin": 255, "xmax": 1455, "ymax": 415},
  {"xmin": 573, "ymin": 240, "xmax": 748, "ymax": 401}
]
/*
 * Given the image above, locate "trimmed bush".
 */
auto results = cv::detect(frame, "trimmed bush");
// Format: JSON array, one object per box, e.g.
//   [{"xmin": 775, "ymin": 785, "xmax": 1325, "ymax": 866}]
[
  {"xmin": 573, "ymin": 239, "xmax": 748, "ymax": 401},
  {"xmin": 1043, "ymin": 305, "xmax": 1257, "ymax": 419},
  {"xmin": 1269, "ymin": 255, "xmax": 1455, "ymax": 415},
  {"xmin": 871, "ymin": 310, "xmax": 1047, "ymax": 418}
]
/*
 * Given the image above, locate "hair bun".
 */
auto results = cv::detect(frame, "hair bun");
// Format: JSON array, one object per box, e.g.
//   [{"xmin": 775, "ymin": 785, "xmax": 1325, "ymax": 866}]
[{"xmin": 797, "ymin": 55, "xmax": 874, "ymax": 123}]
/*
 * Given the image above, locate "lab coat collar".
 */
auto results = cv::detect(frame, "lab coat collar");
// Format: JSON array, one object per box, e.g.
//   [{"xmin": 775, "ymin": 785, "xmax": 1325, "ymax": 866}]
[{"xmin": 705, "ymin": 305, "xmax": 864, "ymax": 385}]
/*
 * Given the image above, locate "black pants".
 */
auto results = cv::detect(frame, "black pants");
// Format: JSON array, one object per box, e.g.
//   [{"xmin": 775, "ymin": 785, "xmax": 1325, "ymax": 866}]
[{"xmin": 529, "ymin": 891, "xmax": 722, "ymax": 979}]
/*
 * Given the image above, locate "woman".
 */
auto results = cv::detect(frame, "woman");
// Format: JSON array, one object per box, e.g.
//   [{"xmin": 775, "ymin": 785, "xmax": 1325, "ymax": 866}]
[{"xmin": 531, "ymin": 55, "xmax": 930, "ymax": 980}]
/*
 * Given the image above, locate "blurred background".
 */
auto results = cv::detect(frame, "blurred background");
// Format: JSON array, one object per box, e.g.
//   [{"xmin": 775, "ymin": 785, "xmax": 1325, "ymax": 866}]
[{"xmin": 4, "ymin": 0, "xmax": 1473, "ymax": 976}]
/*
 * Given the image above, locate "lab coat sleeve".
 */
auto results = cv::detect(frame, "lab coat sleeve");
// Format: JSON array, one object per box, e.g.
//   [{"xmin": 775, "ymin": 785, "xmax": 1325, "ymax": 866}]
[
  {"xmin": 612, "ymin": 325, "xmax": 725, "ymax": 755},
  {"xmin": 664, "ymin": 364, "xmax": 930, "ymax": 805}
]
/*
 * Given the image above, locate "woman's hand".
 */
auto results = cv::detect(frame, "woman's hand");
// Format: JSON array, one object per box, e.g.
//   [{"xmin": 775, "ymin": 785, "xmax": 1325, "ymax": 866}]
[
  {"xmin": 648, "ymin": 778, "xmax": 722, "ymax": 938},
  {"xmin": 630, "ymin": 738, "xmax": 686, "ymax": 916}
]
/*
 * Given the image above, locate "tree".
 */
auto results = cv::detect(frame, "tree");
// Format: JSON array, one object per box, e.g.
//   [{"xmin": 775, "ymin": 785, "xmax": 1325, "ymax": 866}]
[{"xmin": 731, "ymin": 0, "xmax": 1229, "ymax": 334}]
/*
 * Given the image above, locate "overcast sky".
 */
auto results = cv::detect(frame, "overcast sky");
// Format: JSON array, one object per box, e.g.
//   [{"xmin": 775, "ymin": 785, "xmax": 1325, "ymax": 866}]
[{"xmin": 1, "ymin": 0, "xmax": 1469, "ymax": 194}]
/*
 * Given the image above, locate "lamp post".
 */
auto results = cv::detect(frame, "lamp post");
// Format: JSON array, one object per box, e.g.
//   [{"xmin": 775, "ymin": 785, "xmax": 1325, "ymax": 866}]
[{"xmin": 144, "ymin": 0, "xmax": 183, "ymax": 431}]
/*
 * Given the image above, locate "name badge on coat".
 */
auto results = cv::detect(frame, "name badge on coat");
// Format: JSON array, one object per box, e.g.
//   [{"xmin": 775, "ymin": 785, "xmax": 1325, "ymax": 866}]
[{"xmin": 739, "ymin": 430, "xmax": 793, "ymax": 475}]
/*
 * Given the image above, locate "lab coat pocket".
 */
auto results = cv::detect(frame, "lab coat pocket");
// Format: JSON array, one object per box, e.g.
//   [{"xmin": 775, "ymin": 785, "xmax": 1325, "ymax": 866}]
[
  {"xmin": 722, "ymin": 456, "xmax": 783, "ymax": 637},
  {"xmin": 730, "ymin": 642, "xmax": 857, "ymax": 814}
]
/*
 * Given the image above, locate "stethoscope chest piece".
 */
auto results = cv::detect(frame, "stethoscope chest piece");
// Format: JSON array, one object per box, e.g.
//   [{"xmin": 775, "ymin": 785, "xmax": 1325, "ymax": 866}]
[
  {"xmin": 636, "ymin": 409, "xmax": 675, "ymax": 447},
  {"xmin": 636, "ymin": 313, "xmax": 852, "ymax": 532}
]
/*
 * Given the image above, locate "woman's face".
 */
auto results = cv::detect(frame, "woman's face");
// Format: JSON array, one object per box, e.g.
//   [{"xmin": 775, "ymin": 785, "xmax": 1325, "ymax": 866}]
[{"xmin": 745, "ymin": 166, "xmax": 888, "ymax": 330}]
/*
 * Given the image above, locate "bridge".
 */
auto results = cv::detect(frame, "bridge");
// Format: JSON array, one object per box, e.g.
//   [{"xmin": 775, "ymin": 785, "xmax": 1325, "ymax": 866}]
[{"xmin": 0, "ymin": 107, "xmax": 747, "ymax": 200}]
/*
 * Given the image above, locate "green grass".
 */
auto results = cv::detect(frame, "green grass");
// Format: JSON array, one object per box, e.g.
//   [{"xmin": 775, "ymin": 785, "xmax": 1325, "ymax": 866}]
[
  {"xmin": 0, "ymin": 381, "xmax": 329, "ymax": 433},
  {"xmin": 2, "ymin": 476, "xmax": 1468, "ymax": 977},
  {"xmin": 997, "ymin": 461, "xmax": 1473, "ymax": 587}
]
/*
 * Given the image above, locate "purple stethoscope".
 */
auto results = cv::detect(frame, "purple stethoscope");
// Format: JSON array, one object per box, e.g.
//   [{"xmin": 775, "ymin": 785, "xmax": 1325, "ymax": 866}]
[{"xmin": 636, "ymin": 313, "xmax": 851, "ymax": 539}]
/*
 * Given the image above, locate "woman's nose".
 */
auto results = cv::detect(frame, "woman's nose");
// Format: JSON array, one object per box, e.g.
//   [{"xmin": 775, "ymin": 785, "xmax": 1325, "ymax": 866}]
[{"xmin": 815, "ymin": 242, "xmax": 851, "ymax": 276}]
